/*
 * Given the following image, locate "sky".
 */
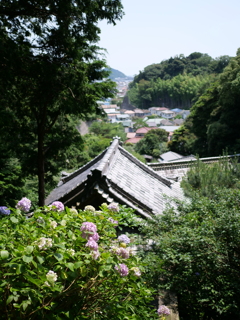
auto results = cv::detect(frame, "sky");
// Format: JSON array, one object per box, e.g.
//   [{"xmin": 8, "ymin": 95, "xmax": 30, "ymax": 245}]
[{"xmin": 98, "ymin": 0, "xmax": 240, "ymax": 76}]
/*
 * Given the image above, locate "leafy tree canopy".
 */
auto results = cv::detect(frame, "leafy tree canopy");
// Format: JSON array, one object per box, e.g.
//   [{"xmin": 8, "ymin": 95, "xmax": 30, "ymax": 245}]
[
  {"xmin": 170, "ymin": 48, "xmax": 240, "ymax": 157},
  {"xmin": 0, "ymin": 0, "xmax": 124, "ymax": 205},
  {"xmin": 134, "ymin": 128, "xmax": 168, "ymax": 157},
  {"xmin": 140, "ymin": 187, "xmax": 240, "ymax": 319}
]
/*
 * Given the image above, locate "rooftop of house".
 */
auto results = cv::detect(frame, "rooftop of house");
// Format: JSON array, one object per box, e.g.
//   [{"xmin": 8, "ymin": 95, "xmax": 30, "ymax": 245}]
[
  {"xmin": 149, "ymin": 107, "xmax": 168, "ymax": 111},
  {"xmin": 126, "ymin": 132, "xmax": 136, "ymax": 139},
  {"xmin": 45, "ymin": 138, "xmax": 184, "ymax": 218},
  {"xmin": 159, "ymin": 151, "xmax": 184, "ymax": 162},
  {"xmin": 125, "ymin": 137, "xmax": 142, "ymax": 144},
  {"xmin": 171, "ymin": 108, "xmax": 182, "ymax": 113},
  {"xmin": 124, "ymin": 110, "xmax": 135, "ymax": 114},
  {"xmin": 161, "ymin": 110, "xmax": 175, "ymax": 114},
  {"xmin": 136, "ymin": 127, "xmax": 158, "ymax": 134},
  {"xmin": 101, "ymin": 104, "xmax": 118, "ymax": 109}
]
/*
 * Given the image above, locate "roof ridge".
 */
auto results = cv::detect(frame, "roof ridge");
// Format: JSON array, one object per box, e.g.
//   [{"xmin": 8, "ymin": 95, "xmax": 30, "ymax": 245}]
[
  {"xmin": 95, "ymin": 137, "xmax": 121, "ymax": 175},
  {"xmin": 61, "ymin": 148, "xmax": 107, "ymax": 184}
]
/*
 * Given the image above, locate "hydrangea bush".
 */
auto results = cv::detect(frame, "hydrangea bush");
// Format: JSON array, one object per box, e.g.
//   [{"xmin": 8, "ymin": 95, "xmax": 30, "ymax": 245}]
[{"xmin": 0, "ymin": 201, "xmax": 158, "ymax": 319}]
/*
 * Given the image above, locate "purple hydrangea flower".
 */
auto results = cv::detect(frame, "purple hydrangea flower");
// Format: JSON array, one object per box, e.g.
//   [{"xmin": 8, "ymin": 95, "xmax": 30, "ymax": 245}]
[
  {"xmin": 86, "ymin": 239, "xmax": 98, "ymax": 251},
  {"xmin": 80, "ymin": 222, "xmax": 97, "ymax": 239},
  {"xmin": 108, "ymin": 217, "xmax": 118, "ymax": 226},
  {"xmin": 0, "ymin": 206, "xmax": 10, "ymax": 215},
  {"xmin": 89, "ymin": 232, "xmax": 99, "ymax": 242},
  {"xmin": 108, "ymin": 202, "xmax": 119, "ymax": 212},
  {"xmin": 115, "ymin": 263, "xmax": 129, "ymax": 277},
  {"xmin": 157, "ymin": 305, "xmax": 171, "ymax": 316},
  {"xmin": 116, "ymin": 247, "xmax": 130, "ymax": 259},
  {"xmin": 118, "ymin": 234, "xmax": 130, "ymax": 244},
  {"xmin": 51, "ymin": 201, "xmax": 64, "ymax": 212},
  {"xmin": 16, "ymin": 197, "xmax": 31, "ymax": 212}
]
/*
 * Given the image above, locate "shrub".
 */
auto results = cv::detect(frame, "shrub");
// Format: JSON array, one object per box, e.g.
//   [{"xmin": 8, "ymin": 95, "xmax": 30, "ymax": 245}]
[{"xmin": 0, "ymin": 202, "xmax": 158, "ymax": 319}]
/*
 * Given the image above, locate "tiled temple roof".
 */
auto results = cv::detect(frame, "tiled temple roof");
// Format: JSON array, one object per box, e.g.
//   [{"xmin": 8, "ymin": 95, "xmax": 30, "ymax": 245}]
[{"xmin": 45, "ymin": 138, "xmax": 184, "ymax": 218}]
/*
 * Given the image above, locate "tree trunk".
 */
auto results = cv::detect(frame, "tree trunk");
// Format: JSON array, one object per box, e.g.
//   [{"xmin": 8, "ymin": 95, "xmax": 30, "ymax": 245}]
[{"xmin": 38, "ymin": 127, "xmax": 45, "ymax": 207}]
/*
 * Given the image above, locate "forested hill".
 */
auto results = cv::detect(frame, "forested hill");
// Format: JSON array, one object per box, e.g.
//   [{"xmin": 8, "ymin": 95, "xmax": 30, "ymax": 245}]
[
  {"xmin": 168, "ymin": 49, "xmax": 240, "ymax": 158},
  {"xmin": 107, "ymin": 68, "xmax": 126, "ymax": 79},
  {"xmin": 127, "ymin": 52, "xmax": 231, "ymax": 109}
]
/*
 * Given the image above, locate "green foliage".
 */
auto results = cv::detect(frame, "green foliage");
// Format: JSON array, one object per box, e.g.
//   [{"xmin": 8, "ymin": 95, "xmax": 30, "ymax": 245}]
[
  {"xmin": 131, "ymin": 53, "xmax": 231, "ymax": 84},
  {"xmin": 171, "ymin": 48, "xmax": 240, "ymax": 157},
  {"xmin": 181, "ymin": 156, "xmax": 240, "ymax": 198},
  {"xmin": 128, "ymin": 73, "xmax": 215, "ymax": 109},
  {"xmin": 140, "ymin": 188, "xmax": 240, "ymax": 319},
  {"xmin": 135, "ymin": 129, "xmax": 169, "ymax": 157},
  {"xmin": 128, "ymin": 52, "xmax": 231, "ymax": 109},
  {"xmin": 132, "ymin": 117, "xmax": 149, "ymax": 130},
  {"xmin": 0, "ymin": 158, "xmax": 25, "ymax": 207},
  {"xmin": 0, "ymin": 0, "xmax": 124, "ymax": 206},
  {"xmin": 0, "ymin": 203, "xmax": 158, "ymax": 319},
  {"xmin": 89, "ymin": 121, "xmax": 126, "ymax": 141}
]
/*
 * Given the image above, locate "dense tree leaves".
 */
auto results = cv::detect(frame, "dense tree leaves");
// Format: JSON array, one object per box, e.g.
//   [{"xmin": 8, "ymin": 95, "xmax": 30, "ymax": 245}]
[
  {"xmin": 128, "ymin": 52, "xmax": 231, "ymax": 110},
  {"xmin": 170, "ymin": 49, "xmax": 240, "ymax": 157},
  {"xmin": 0, "ymin": 1, "xmax": 124, "ymax": 205},
  {"xmin": 128, "ymin": 74, "xmax": 215, "ymax": 109},
  {"xmin": 140, "ymin": 188, "xmax": 240, "ymax": 319},
  {"xmin": 135, "ymin": 129, "xmax": 168, "ymax": 157},
  {"xmin": 181, "ymin": 156, "xmax": 240, "ymax": 198}
]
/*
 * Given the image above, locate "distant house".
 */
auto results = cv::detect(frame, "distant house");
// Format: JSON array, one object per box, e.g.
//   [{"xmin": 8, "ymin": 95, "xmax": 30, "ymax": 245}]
[
  {"xmin": 171, "ymin": 108, "xmax": 182, "ymax": 113},
  {"xmin": 126, "ymin": 132, "xmax": 136, "ymax": 139},
  {"xmin": 124, "ymin": 110, "xmax": 135, "ymax": 117},
  {"xmin": 116, "ymin": 114, "xmax": 130, "ymax": 121},
  {"xmin": 135, "ymin": 127, "xmax": 158, "ymax": 137},
  {"xmin": 179, "ymin": 110, "xmax": 190, "ymax": 119},
  {"xmin": 122, "ymin": 120, "xmax": 133, "ymax": 128},
  {"xmin": 173, "ymin": 119, "xmax": 184, "ymax": 126},
  {"xmin": 134, "ymin": 109, "xmax": 151, "ymax": 117},
  {"xmin": 149, "ymin": 107, "xmax": 168, "ymax": 116},
  {"xmin": 146, "ymin": 118, "xmax": 165, "ymax": 127},
  {"xmin": 159, "ymin": 151, "xmax": 184, "ymax": 162},
  {"xmin": 125, "ymin": 137, "xmax": 142, "ymax": 144},
  {"xmin": 160, "ymin": 119, "xmax": 173, "ymax": 126},
  {"xmin": 101, "ymin": 104, "xmax": 118, "ymax": 114},
  {"xmin": 160, "ymin": 110, "xmax": 176, "ymax": 119},
  {"xmin": 107, "ymin": 114, "xmax": 118, "ymax": 122}
]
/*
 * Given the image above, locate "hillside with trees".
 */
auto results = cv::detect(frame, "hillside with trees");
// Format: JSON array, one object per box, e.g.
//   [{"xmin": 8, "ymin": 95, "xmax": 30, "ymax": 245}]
[
  {"xmin": 169, "ymin": 49, "xmax": 240, "ymax": 157},
  {"xmin": 127, "ymin": 52, "xmax": 231, "ymax": 109},
  {"xmin": 107, "ymin": 68, "xmax": 127, "ymax": 79}
]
